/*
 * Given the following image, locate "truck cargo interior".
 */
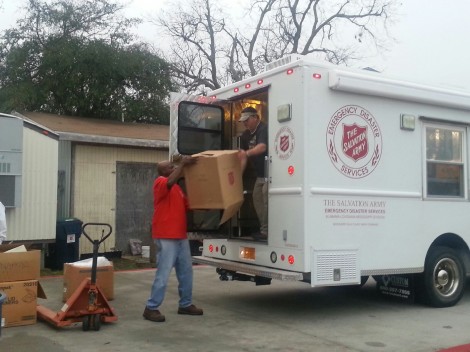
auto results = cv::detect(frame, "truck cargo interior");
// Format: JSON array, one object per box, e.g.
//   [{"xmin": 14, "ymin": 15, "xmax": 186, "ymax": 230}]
[{"xmin": 176, "ymin": 89, "xmax": 269, "ymax": 243}]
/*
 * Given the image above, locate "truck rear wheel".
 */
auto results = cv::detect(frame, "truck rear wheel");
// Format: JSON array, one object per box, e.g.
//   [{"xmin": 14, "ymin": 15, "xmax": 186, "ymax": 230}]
[{"xmin": 421, "ymin": 246, "xmax": 465, "ymax": 307}]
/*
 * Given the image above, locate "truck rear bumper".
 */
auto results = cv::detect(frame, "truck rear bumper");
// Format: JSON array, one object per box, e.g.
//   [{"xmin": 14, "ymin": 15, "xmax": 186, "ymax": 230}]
[{"xmin": 192, "ymin": 256, "xmax": 304, "ymax": 281}]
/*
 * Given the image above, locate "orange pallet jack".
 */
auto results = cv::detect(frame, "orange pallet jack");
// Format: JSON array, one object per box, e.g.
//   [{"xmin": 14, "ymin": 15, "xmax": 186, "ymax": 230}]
[{"xmin": 37, "ymin": 223, "xmax": 118, "ymax": 331}]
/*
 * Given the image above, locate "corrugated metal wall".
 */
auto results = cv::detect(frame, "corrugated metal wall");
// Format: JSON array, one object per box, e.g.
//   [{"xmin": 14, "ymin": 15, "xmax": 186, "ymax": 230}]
[
  {"xmin": 6, "ymin": 128, "xmax": 58, "ymax": 241},
  {"xmin": 72, "ymin": 145, "xmax": 167, "ymax": 254}
]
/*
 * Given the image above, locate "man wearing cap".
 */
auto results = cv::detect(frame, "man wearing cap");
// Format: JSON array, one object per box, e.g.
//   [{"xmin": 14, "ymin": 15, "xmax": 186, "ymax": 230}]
[{"xmin": 238, "ymin": 106, "xmax": 268, "ymax": 239}]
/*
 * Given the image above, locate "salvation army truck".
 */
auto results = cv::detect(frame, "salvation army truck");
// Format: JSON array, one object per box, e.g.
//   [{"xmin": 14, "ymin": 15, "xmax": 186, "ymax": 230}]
[{"xmin": 169, "ymin": 55, "xmax": 470, "ymax": 307}]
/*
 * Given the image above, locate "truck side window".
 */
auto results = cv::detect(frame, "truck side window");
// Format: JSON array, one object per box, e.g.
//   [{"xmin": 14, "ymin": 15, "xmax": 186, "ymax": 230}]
[{"xmin": 425, "ymin": 125, "xmax": 465, "ymax": 197}]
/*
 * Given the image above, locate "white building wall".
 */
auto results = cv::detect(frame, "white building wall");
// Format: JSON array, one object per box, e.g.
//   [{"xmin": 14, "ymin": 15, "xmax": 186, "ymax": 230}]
[
  {"xmin": 73, "ymin": 144, "xmax": 167, "ymax": 254},
  {"xmin": 6, "ymin": 127, "xmax": 58, "ymax": 241}
]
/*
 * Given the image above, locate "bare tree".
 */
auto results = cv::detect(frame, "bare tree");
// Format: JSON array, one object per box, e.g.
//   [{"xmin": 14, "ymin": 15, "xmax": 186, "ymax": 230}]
[
  {"xmin": 155, "ymin": 0, "xmax": 399, "ymax": 94},
  {"xmin": 157, "ymin": 0, "xmax": 230, "ymax": 93}
]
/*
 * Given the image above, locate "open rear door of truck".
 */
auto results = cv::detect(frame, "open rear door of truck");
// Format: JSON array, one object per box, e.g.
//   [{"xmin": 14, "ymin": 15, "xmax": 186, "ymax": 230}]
[{"xmin": 169, "ymin": 93, "xmax": 233, "ymax": 239}]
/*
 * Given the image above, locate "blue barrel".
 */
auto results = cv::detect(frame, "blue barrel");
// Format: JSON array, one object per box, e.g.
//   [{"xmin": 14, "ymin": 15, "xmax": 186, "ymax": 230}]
[{"xmin": 0, "ymin": 291, "xmax": 6, "ymax": 337}]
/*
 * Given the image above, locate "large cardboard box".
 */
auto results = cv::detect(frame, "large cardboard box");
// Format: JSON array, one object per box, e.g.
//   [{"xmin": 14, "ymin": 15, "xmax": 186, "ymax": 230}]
[
  {"xmin": 184, "ymin": 150, "xmax": 244, "ymax": 224},
  {"xmin": 0, "ymin": 280, "xmax": 41, "ymax": 328},
  {"xmin": 63, "ymin": 260, "xmax": 114, "ymax": 302},
  {"xmin": 0, "ymin": 245, "xmax": 40, "ymax": 282}
]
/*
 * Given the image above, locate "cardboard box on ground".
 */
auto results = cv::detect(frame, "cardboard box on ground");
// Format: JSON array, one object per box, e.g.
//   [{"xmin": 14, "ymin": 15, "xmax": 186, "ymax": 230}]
[
  {"xmin": 63, "ymin": 257, "xmax": 114, "ymax": 302},
  {"xmin": 183, "ymin": 150, "xmax": 244, "ymax": 225},
  {"xmin": 0, "ymin": 245, "xmax": 45, "ymax": 328}
]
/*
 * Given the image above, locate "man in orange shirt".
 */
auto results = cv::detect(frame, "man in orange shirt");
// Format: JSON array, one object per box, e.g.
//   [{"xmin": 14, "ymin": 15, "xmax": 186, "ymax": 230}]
[{"xmin": 143, "ymin": 156, "xmax": 203, "ymax": 323}]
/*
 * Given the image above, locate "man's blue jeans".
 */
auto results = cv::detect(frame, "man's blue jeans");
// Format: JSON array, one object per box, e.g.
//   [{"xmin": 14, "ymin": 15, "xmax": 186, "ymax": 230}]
[{"xmin": 146, "ymin": 238, "xmax": 193, "ymax": 310}]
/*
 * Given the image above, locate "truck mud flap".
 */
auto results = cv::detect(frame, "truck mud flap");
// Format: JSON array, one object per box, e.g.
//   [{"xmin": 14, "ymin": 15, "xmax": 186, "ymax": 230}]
[{"xmin": 192, "ymin": 256, "xmax": 304, "ymax": 281}]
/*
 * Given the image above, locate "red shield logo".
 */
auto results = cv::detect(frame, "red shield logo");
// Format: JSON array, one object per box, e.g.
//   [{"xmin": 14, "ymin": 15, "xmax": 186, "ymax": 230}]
[
  {"xmin": 280, "ymin": 135, "xmax": 290, "ymax": 152},
  {"xmin": 228, "ymin": 171, "xmax": 234, "ymax": 185},
  {"xmin": 342, "ymin": 123, "xmax": 368, "ymax": 161}
]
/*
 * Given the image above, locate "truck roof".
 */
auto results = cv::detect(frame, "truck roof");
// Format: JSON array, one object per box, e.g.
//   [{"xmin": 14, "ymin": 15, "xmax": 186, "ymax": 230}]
[{"xmin": 210, "ymin": 55, "xmax": 470, "ymax": 111}]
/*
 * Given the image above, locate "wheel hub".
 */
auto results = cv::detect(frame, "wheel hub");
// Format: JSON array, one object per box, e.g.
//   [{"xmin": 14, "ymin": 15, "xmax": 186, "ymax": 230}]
[{"xmin": 436, "ymin": 269, "xmax": 449, "ymax": 286}]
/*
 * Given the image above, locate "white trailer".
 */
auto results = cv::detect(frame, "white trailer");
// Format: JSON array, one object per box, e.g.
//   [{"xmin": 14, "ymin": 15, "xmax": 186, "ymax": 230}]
[
  {"xmin": 170, "ymin": 55, "xmax": 470, "ymax": 307},
  {"xmin": 0, "ymin": 113, "xmax": 59, "ymax": 244}
]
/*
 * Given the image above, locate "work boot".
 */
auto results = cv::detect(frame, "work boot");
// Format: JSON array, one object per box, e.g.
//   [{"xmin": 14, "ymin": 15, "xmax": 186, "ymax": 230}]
[
  {"xmin": 177, "ymin": 304, "xmax": 203, "ymax": 315},
  {"xmin": 143, "ymin": 307, "xmax": 165, "ymax": 322}
]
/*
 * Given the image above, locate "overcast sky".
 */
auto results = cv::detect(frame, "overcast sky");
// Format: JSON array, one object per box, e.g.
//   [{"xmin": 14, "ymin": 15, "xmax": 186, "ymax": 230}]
[
  {"xmin": 1, "ymin": 0, "xmax": 470, "ymax": 92},
  {"xmin": 368, "ymin": 0, "xmax": 470, "ymax": 92}
]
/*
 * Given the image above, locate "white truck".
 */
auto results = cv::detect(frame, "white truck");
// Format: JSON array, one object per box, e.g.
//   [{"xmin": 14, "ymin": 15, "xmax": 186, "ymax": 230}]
[{"xmin": 170, "ymin": 55, "xmax": 470, "ymax": 307}]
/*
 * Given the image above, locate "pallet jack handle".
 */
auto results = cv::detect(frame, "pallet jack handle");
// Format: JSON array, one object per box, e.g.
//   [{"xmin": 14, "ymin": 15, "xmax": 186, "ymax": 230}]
[{"xmin": 81, "ymin": 223, "xmax": 112, "ymax": 286}]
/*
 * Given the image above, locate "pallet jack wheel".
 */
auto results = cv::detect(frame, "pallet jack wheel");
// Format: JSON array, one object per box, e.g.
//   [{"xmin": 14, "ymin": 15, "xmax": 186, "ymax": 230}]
[
  {"xmin": 82, "ymin": 316, "xmax": 91, "ymax": 331},
  {"xmin": 92, "ymin": 314, "xmax": 102, "ymax": 331}
]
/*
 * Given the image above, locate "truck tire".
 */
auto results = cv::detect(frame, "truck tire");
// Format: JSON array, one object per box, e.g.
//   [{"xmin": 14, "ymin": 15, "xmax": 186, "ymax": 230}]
[{"xmin": 421, "ymin": 246, "xmax": 465, "ymax": 307}]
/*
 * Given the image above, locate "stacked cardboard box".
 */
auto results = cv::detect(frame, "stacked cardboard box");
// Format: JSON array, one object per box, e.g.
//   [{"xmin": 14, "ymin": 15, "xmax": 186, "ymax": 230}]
[{"xmin": 0, "ymin": 245, "xmax": 43, "ymax": 328}]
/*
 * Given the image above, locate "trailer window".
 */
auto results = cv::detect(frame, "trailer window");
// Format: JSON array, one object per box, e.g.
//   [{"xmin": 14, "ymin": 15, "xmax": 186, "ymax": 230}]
[{"xmin": 425, "ymin": 126, "xmax": 465, "ymax": 197}]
